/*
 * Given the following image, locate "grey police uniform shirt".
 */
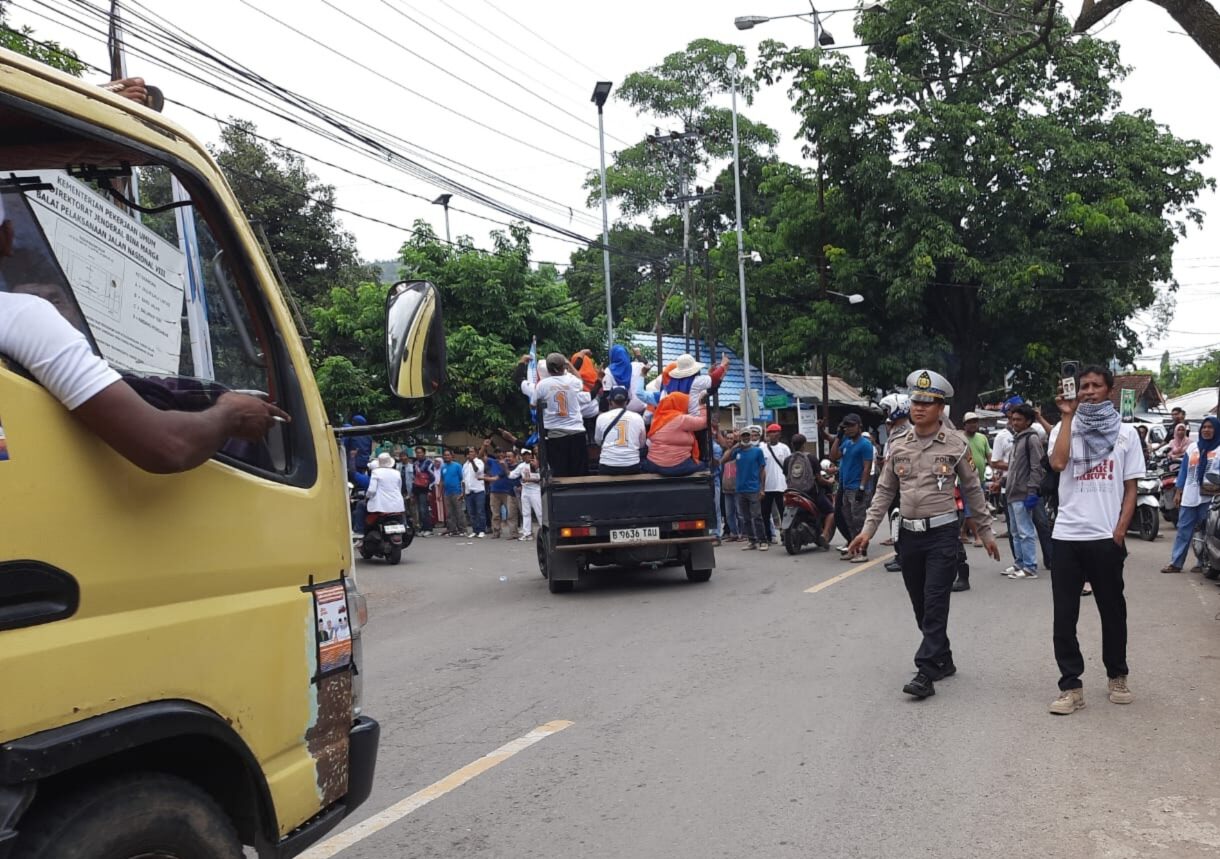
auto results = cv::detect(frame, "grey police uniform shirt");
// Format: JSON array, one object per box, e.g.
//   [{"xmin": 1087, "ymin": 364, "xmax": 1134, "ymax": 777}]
[{"xmin": 862, "ymin": 427, "xmax": 994, "ymax": 541}]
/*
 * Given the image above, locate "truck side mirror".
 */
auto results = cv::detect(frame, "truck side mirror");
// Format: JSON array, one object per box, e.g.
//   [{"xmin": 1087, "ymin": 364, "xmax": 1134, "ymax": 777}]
[{"xmin": 385, "ymin": 280, "xmax": 445, "ymax": 400}]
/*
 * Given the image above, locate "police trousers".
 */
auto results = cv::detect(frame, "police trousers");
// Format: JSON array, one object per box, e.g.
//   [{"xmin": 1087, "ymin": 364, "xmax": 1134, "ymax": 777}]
[{"xmin": 897, "ymin": 521, "xmax": 959, "ymax": 674}]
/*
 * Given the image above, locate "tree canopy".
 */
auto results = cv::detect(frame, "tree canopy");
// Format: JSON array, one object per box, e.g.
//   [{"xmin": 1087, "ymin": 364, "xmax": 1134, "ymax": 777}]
[{"xmin": 752, "ymin": 0, "xmax": 1210, "ymax": 415}]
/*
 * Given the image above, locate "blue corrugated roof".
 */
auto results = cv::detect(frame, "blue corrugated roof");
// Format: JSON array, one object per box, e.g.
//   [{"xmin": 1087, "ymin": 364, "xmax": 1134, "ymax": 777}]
[{"xmin": 625, "ymin": 332, "xmax": 784, "ymax": 410}]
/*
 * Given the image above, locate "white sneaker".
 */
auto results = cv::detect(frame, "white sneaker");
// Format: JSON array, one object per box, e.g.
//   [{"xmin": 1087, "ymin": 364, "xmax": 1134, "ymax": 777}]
[
  {"xmin": 476, "ymin": 532, "xmax": 485, "ymax": 538},
  {"xmin": 1009, "ymin": 569, "xmax": 1038, "ymax": 579},
  {"xmin": 1002, "ymin": 565, "xmax": 1020, "ymax": 576}
]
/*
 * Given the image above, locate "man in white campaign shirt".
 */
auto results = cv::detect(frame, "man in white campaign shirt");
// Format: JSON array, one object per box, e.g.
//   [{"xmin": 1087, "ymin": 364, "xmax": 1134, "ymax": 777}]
[
  {"xmin": 532, "ymin": 352, "xmax": 590, "ymax": 477},
  {"xmin": 1045, "ymin": 365, "xmax": 1143, "ymax": 716},
  {"xmin": 594, "ymin": 386, "xmax": 647, "ymax": 475}
]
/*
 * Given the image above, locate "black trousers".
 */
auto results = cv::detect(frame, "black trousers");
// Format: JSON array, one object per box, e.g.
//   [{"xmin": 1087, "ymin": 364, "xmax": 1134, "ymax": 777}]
[
  {"xmin": 897, "ymin": 522, "xmax": 959, "ymax": 675},
  {"xmin": 545, "ymin": 432, "xmax": 588, "ymax": 478},
  {"xmin": 1051, "ymin": 538, "xmax": 1129, "ymax": 691},
  {"xmin": 834, "ymin": 491, "xmax": 852, "ymax": 544},
  {"xmin": 762, "ymin": 491, "xmax": 784, "ymax": 540}
]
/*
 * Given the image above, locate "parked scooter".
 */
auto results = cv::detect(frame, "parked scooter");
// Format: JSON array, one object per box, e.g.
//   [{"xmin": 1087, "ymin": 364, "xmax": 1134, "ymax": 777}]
[
  {"xmin": 781, "ymin": 490, "xmax": 829, "ymax": 555},
  {"xmin": 357, "ymin": 511, "xmax": 413, "ymax": 565},
  {"xmin": 1191, "ymin": 471, "xmax": 1220, "ymax": 580},
  {"xmin": 1130, "ymin": 473, "xmax": 1161, "ymax": 542},
  {"xmin": 1154, "ymin": 454, "xmax": 1181, "ymax": 525}
]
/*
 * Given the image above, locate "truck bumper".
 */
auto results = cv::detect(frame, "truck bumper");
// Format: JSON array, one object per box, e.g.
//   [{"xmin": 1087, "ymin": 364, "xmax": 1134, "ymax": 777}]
[{"xmin": 276, "ymin": 715, "xmax": 380, "ymax": 858}]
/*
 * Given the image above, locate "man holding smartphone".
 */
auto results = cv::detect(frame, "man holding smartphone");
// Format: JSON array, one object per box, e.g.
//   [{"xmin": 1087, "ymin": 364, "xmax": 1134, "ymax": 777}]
[{"xmin": 1046, "ymin": 364, "xmax": 1143, "ymax": 715}]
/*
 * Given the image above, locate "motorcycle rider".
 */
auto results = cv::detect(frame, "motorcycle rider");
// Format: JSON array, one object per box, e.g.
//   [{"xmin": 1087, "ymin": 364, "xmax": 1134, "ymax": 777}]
[
  {"xmin": 366, "ymin": 452, "xmax": 407, "ymax": 530},
  {"xmin": 783, "ymin": 433, "xmax": 834, "ymax": 549}
]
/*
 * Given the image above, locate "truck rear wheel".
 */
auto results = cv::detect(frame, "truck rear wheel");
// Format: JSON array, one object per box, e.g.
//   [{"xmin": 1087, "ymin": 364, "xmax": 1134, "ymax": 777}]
[
  {"xmin": 685, "ymin": 557, "xmax": 713, "ymax": 582},
  {"xmin": 536, "ymin": 527, "xmax": 549, "ymax": 578},
  {"xmin": 13, "ymin": 772, "xmax": 243, "ymax": 859}
]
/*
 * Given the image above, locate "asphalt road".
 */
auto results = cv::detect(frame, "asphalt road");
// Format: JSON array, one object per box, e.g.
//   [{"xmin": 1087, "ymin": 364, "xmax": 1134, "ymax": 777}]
[{"xmin": 312, "ymin": 525, "xmax": 1220, "ymax": 859}]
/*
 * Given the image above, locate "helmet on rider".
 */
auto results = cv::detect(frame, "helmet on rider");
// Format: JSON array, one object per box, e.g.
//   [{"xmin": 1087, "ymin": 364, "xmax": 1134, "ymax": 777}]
[{"xmin": 879, "ymin": 393, "xmax": 911, "ymax": 423}]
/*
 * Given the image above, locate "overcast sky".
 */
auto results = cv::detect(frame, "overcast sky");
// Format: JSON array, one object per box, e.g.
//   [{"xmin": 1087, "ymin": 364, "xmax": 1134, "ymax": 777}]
[{"xmin": 16, "ymin": 0, "xmax": 1220, "ymax": 373}]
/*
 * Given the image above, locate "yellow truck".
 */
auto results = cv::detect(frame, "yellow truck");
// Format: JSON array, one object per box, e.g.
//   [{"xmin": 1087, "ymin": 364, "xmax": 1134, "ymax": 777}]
[{"xmin": 0, "ymin": 48, "xmax": 443, "ymax": 858}]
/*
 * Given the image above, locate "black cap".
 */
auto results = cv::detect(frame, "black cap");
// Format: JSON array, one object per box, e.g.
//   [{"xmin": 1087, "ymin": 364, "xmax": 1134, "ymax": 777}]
[
  {"xmin": 608, "ymin": 386, "xmax": 629, "ymax": 402},
  {"xmin": 841, "ymin": 413, "xmax": 862, "ymax": 426}
]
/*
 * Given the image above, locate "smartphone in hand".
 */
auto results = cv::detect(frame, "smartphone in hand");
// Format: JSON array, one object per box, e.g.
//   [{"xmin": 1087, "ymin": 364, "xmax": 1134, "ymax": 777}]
[{"xmin": 1060, "ymin": 376, "xmax": 1077, "ymax": 400}]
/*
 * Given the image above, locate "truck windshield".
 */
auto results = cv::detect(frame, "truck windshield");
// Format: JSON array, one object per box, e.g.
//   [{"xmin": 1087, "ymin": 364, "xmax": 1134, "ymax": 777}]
[
  {"xmin": 1, "ymin": 107, "xmax": 270, "ymax": 402},
  {"xmin": 0, "ymin": 98, "xmax": 303, "ymax": 476}
]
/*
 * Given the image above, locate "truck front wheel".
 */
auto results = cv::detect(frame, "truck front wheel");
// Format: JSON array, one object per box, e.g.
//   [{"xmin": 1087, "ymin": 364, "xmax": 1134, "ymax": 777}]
[{"xmin": 13, "ymin": 772, "xmax": 243, "ymax": 859}]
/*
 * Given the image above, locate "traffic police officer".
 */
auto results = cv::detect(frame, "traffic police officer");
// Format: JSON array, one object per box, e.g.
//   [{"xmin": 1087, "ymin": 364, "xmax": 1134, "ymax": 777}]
[{"xmin": 849, "ymin": 370, "xmax": 1000, "ymax": 699}]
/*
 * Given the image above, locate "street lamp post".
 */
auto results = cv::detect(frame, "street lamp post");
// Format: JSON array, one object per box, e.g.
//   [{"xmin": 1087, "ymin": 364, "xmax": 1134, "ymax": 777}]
[
  {"xmin": 431, "ymin": 194, "xmax": 452, "ymax": 244},
  {"xmin": 592, "ymin": 81, "xmax": 615, "ymax": 353},
  {"xmin": 819, "ymin": 290, "xmax": 864, "ymax": 459},
  {"xmin": 726, "ymin": 52, "xmax": 754, "ymax": 425}
]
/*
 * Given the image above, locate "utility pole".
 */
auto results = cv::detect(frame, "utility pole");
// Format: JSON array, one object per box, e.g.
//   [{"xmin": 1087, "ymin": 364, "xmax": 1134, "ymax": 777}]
[
  {"xmin": 647, "ymin": 127, "xmax": 705, "ymax": 362},
  {"xmin": 818, "ymin": 152, "xmax": 830, "ymax": 461}
]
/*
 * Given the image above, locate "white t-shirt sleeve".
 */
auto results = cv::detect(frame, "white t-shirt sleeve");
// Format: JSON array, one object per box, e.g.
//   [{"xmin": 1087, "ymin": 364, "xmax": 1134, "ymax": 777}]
[
  {"xmin": 0, "ymin": 293, "xmax": 121, "ymax": 409},
  {"xmin": 1120, "ymin": 425, "xmax": 1145, "ymax": 482}
]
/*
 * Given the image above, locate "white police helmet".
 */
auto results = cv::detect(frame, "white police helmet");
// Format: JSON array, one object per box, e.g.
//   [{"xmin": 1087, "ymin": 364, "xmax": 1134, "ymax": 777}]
[{"xmin": 879, "ymin": 393, "xmax": 911, "ymax": 422}]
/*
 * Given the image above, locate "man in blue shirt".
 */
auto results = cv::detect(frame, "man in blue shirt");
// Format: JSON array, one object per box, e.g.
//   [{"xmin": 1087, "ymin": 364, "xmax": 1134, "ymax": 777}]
[
  {"xmin": 831, "ymin": 413, "xmax": 875, "ymax": 562},
  {"xmin": 485, "ymin": 450, "xmax": 521, "ymax": 539},
  {"xmin": 439, "ymin": 449, "xmax": 466, "ymax": 536},
  {"xmin": 722, "ymin": 425, "xmax": 768, "ymax": 551}
]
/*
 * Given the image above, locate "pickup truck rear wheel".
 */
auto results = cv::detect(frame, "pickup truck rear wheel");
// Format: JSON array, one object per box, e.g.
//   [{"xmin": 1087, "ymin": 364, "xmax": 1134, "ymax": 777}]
[
  {"xmin": 685, "ymin": 557, "xmax": 713, "ymax": 583},
  {"xmin": 13, "ymin": 771, "xmax": 243, "ymax": 859},
  {"xmin": 536, "ymin": 528, "xmax": 549, "ymax": 577}
]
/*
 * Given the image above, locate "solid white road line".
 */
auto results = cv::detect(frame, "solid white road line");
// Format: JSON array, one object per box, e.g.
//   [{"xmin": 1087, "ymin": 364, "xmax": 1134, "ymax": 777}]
[
  {"xmin": 804, "ymin": 553, "xmax": 894, "ymax": 593},
  {"xmin": 298, "ymin": 720, "xmax": 574, "ymax": 858}
]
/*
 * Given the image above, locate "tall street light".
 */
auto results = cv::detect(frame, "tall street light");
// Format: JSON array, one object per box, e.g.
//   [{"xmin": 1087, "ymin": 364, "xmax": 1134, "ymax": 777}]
[
  {"xmin": 431, "ymin": 194, "xmax": 452, "ymax": 244},
  {"xmin": 592, "ymin": 80, "xmax": 615, "ymax": 353},
  {"xmin": 819, "ymin": 290, "xmax": 864, "ymax": 459},
  {"xmin": 726, "ymin": 51, "xmax": 755, "ymax": 425}
]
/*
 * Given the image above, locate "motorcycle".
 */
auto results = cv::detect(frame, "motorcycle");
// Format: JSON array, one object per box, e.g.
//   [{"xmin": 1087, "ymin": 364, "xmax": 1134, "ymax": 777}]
[
  {"xmin": 781, "ymin": 489, "xmax": 829, "ymax": 555},
  {"xmin": 1191, "ymin": 473, "xmax": 1220, "ymax": 580},
  {"xmin": 1130, "ymin": 474, "xmax": 1160, "ymax": 542},
  {"xmin": 1155, "ymin": 455, "xmax": 1181, "ymax": 525},
  {"xmin": 357, "ymin": 511, "xmax": 413, "ymax": 564}
]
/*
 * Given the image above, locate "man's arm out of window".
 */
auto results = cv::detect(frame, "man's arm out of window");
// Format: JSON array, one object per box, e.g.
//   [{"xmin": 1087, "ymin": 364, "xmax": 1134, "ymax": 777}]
[{"xmin": 72, "ymin": 381, "xmax": 289, "ymax": 474}]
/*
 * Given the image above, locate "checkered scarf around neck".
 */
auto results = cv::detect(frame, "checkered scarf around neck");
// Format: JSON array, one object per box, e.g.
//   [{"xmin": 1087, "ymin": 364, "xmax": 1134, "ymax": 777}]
[{"xmin": 1072, "ymin": 399, "xmax": 1122, "ymax": 477}]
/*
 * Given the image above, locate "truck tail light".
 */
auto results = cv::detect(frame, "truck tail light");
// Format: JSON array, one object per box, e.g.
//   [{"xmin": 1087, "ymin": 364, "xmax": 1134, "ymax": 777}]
[
  {"xmin": 560, "ymin": 526, "xmax": 591, "ymax": 538},
  {"xmin": 675, "ymin": 519, "xmax": 706, "ymax": 531}
]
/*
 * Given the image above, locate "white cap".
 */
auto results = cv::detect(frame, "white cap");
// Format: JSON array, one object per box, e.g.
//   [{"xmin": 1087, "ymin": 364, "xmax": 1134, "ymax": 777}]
[{"xmin": 963, "ymin": 411, "xmax": 980, "ymax": 422}]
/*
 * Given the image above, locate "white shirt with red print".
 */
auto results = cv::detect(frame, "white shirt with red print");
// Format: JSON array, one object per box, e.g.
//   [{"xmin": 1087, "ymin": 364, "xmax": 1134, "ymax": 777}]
[{"xmin": 1049, "ymin": 422, "xmax": 1145, "ymax": 541}]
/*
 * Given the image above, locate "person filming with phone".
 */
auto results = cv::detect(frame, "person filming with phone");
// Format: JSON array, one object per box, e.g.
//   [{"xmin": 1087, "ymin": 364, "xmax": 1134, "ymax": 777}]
[{"xmin": 1044, "ymin": 364, "xmax": 1144, "ymax": 716}]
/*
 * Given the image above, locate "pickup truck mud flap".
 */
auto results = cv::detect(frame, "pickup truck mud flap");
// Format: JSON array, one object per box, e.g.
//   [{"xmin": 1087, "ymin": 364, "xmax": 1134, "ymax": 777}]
[
  {"xmin": 548, "ymin": 549, "xmax": 580, "ymax": 582},
  {"xmin": 688, "ymin": 541, "xmax": 716, "ymax": 572}
]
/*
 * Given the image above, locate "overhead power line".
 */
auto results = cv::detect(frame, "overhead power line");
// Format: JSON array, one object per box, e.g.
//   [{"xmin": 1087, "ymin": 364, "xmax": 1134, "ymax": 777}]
[
  {"xmin": 373, "ymin": 0, "xmax": 633, "ymax": 149},
  {"xmin": 478, "ymin": 0, "xmax": 603, "ymax": 79},
  {"xmin": 232, "ymin": 0, "xmax": 596, "ymax": 170}
]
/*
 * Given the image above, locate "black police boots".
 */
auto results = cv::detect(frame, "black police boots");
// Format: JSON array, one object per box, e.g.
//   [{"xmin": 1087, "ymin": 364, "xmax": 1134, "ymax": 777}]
[{"xmin": 903, "ymin": 672, "xmax": 935, "ymax": 698}]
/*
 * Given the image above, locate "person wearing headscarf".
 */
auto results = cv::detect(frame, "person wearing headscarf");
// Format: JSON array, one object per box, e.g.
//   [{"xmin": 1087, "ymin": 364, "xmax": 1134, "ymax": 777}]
[
  {"xmin": 1159, "ymin": 422, "xmax": 1191, "ymax": 463},
  {"xmin": 641, "ymin": 391, "xmax": 708, "ymax": 476},
  {"xmin": 1045, "ymin": 365, "xmax": 1145, "ymax": 716},
  {"xmin": 1163, "ymin": 415, "xmax": 1220, "ymax": 573}
]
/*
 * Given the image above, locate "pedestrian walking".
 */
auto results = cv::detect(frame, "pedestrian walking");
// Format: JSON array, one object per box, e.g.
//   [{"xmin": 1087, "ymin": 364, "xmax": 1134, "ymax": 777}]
[
  {"xmin": 1046, "ymin": 365, "xmax": 1144, "ymax": 715},
  {"xmin": 849, "ymin": 369, "xmax": 1000, "ymax": 699}
]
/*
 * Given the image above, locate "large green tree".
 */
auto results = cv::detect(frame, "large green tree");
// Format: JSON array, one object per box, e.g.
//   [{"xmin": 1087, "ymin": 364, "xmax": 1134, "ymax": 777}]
[
  {"xmin": 756, "ymin": 0, "xmax": 1211, "ymax": 416},
  {"xmin": 0, "ymin": 1, "xmax": 84, "ymax": 76},
  {"xmin": 209, "ymin": 120, "xmax": 371, "ymax": 305}
]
